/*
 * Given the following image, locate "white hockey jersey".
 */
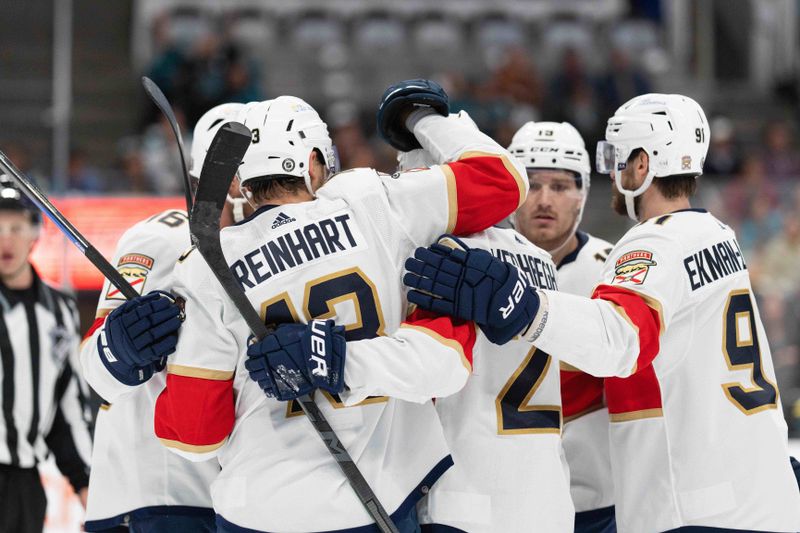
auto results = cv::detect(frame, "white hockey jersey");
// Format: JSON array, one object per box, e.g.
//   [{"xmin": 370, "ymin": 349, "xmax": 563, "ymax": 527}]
[
  {"xmin": 418, "ymin": 227, "xmax": 573, "ymax": 533},
  {"xmin": 79, "ymin": 209, "xmax": 219, "ymax": 530},
  {"xmin": 154, "ymin": 114, "xmax": 529, "ymax": 532},
  {"xmin": 557, "ymin": 231, "xmax": 616, "ymax": 514},
  {"xmin": 531, "ymin": 209, "xmax": 800, "ymax": 533}
]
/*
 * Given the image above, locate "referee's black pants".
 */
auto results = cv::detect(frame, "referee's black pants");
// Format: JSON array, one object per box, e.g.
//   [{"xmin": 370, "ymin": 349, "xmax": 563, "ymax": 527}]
[{"xmin": 0, "ymin": 463, "xmax": 47, "ymax": 533}]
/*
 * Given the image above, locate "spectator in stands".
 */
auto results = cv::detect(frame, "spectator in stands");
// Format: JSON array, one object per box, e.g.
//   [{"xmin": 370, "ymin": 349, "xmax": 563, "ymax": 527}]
[
  {"xmin": 141, "ymin": 112, "xmax": 189, "ymax": 195},
  {"xmin": 144, "ymin": 14, "xmax": 189, "ymax": 126},
  {"xmin": 762, "ymin": 120, "xmax": 800, "ymax": 185},
  {"xmin": 722, "ymin": 154, "xmax": 778, "ymax": 222},
  {"xmin": 738, "ymin": 195, "xmax": 784, "ymax": 255},
  {"xmin": 597, "ymin": 48, "xmax": 651, "ymax": 118},
  {"xmin": 442, "ymin": 72, "xmax": 486, "ymax": 128},
  {"xmin": 328, "ymin": 103, "xmax": 369, "ymax": 171},
  {"xmin": 0, "ymin": 143, "xmax": 46, "ymax": 191},
  {"xmin": 548, "ymin": 47, "xmax": 602, "ymax": 141},
  {"xmin": 182, "ymin": 34, "xmax": 229, "ymax": 125},
  {"xmin": 753, "ymin": 213, "xmax": 800, "ymax": 296},
  {"xmin": 221, "ymin": 46, "xmax": 263, "ymax": 103},
  {"xmin": 114, "ymin": 137, "xmax": 153, "ymax": 194},
  {"xmin": 756, "ymin": 291, "xmax": 800, "ymax": 437},
  {"xmin": 67, "ymin": 148, "xmax": 105, "ymax": 194},
  {"xmin": 475, "ymin": 47, "xmax": 544, "ymax": 140},
  {"xmin": 704, "ymin": 116, "xmax": 742, "ymax": 177},
  {"xmin": 485, "ymin": 46, "xmax": 544, "ymax": 110}
]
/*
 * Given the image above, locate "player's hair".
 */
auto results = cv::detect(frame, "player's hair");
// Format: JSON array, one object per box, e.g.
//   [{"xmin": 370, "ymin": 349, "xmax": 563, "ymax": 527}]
[
  {"xmin": 627, "ymin": 148, "xmax": 698, "ymax": 199},
  {"xmin": 246, "ymin": 175, "xmax": 307, "ymax": 203},
  {"xmin": 246, "ymin": 148, "xmax": 326, "ymax": 203}
]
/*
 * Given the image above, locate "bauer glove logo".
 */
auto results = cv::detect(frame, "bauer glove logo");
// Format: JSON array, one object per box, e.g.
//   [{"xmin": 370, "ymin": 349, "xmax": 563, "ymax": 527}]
[
  {"xmin": 308, "ymin": 320, "xmax": 329, "ymax": 378},
  {"xmin": 99, "ymin": 330, "xmax": 118, "ymax": 363},
  {"xmin": 500, "ymin": 279, "xmax": 527, "ymax": 320}
]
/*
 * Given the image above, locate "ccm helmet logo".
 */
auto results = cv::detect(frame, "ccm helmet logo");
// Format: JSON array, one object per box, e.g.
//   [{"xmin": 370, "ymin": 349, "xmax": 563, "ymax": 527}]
[
  {"xmin": 499, "ymin": 279, "xmax": 526, "ymax": 319},
  {"xmin": 309, "ymin": 320, "xmax": 329, "ymax": 378}
]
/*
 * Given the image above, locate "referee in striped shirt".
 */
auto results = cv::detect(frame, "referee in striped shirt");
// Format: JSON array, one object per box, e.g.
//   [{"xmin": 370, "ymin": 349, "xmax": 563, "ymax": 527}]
[{"xmin": 0, "ymin": 177, "xmax": 92, "ymax": 532}]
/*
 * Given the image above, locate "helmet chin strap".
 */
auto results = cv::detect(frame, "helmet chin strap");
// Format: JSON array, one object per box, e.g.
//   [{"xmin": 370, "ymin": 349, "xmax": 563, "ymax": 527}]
[
  {"xmin": 238, "ymin": 178, "xmax": 258, "ymax": 216},
  {"xmin": 615, "ymin": 169, "xmax": 655, "ymax": 221},
  {"xmin": 303, "ymin": 146, "xmax": 337, "ymax": 198},
  {"xmin": 302, "ymin": 168, "xmax": 316, "ymax": 198},
  {"xmin": 226, "ymin": 194, "xmax": 248, "ymax": 223}
]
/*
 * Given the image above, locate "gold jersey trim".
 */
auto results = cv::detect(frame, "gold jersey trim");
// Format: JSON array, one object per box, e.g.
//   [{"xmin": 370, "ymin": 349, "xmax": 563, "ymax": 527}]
[
  {"xmin": 158, "ymin": 436, "xmax": 227, "ymax": 453},
  {"xmin": 399, "ymin": 323, "xmax": 472, "ymax": 372},
  {"xmin": 609, "ymin": 408, "xmax": 663, "ymax": 422},
  {"xmin": 167, "ymin": 364, "xmax": 234, "ymax": 381},
  {"xmin": 441, "ymin": 164, "xmax": 458, "ymax": 233}
]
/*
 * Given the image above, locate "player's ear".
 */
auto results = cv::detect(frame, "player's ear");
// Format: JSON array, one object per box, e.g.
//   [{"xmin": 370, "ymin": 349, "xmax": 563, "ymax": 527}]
[
  {"xmin": 308, "ymin": 149, "xmax": 328, "ymax": 188},
  {"xmin": 636, "ymin": 150, "xmax": 650, "ymax": 181}
]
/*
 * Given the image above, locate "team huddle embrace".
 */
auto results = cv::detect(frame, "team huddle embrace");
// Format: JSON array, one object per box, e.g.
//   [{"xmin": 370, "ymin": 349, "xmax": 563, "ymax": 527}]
[{"xmin": 63, "ymin": 79, "xmax": 800, "ymax": 532}]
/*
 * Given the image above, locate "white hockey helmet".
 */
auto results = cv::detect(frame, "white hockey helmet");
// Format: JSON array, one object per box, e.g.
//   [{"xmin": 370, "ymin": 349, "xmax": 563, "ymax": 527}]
[
  {"xmin": 508, "ymin": 121, "xmax": 590, "ymax": 255},
  {"xmin": 596, "ymin": 93, "xmax": 709, "ymax": 220},
  {"xmin": 508, "ymin": 121, "xmax": 591, "ymax": 189},
  {"xmin": 189, "ymin": 102, "xmax": 245, "ymax": 179},
  {"xmin": 236, "ymin": 96, "xmax": 338, "ymax": 196}
]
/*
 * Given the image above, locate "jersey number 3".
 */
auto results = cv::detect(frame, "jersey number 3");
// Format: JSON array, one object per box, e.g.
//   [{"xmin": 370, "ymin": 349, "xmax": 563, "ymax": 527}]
[{"xmin": 721, "ymin": 289, "xmax": 778, "ymax": 415}]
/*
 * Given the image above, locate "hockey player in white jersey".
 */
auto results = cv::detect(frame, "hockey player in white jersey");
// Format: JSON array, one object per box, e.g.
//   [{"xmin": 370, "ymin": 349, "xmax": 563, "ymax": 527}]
[
  {"xmin": 79, "ymin": 103, "xmax": 243, "ymax": 532},
  {"xmin": 393, "ymin": 139, "xmax": 573, "ymax": 533},
  {"xmin": 509, "ymin": 121, "xmax": 617, "ymax": 532},
  {"xmin": 404, "ymin": 94, "xmax": 800, "ymax": 532},
  {"xmin": 153, "ymin": 80, "xmax": 528, "ymax": 532}
]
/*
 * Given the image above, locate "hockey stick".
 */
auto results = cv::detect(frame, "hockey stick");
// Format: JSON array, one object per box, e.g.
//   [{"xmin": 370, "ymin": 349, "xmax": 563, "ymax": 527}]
[
  {"xmin": 0, "ymin": 150, "xmax": 139, "ymax": 300},
  {"xmin": 190, "ymin": 122, "xmax": 400, "ymax": 533},
  {"xmin": 141, "ymin": 76, "xmax": 193, "ymax": 214}
]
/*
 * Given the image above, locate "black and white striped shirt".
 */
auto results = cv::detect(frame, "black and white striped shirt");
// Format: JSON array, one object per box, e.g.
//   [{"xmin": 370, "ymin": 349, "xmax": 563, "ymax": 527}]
[{"xmin": 0, "ymin": 267, "xmax": 92, "ymax": 491}]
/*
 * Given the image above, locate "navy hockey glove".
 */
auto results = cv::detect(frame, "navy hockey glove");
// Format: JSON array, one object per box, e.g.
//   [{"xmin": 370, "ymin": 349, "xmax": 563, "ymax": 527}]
[
  {"xmin": 403, "ymin": 235, "xmax": 540, "ymax": 345},
  {"xmin": 245, "ymin": 320, "xmax": 346, "ymax": 401},
  {"xmin": 98, "ymin": 290, "xmax": 182, "ymax": 386},
  {"xmin": 377, "ymin": 78, "xmax": 449, "ymax": 152}
]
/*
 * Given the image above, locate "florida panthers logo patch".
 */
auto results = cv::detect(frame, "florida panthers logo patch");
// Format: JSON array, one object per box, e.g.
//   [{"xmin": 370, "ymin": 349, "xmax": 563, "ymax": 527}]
[
  {"xmin": 613, "ymin": 250, "xmax": 656, "ymax": 285},
  {"xmin": 105, "ymin": 253, "xmax": 154, "ymax": 300}
]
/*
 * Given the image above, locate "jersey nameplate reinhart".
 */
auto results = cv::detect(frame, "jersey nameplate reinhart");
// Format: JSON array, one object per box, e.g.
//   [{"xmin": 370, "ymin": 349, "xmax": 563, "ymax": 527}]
[
  {"xmin": 229, "ymin": 210, "xmax": 368, "ymax": 292},
  {"xmin": 612, "ymin": 250, "xmax": 656, "ymax": 285},
  {"xmin": 105, "ymin": 253, "xmax": 155, "ymax": 300}
]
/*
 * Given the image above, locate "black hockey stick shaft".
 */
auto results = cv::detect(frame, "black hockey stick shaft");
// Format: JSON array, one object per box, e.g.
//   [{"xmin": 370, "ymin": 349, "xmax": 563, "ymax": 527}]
[
  {"xmin": 190, "ymin": 123, "xmax": 399, "ymax": 533},
  {"xmin": 141, "ymin": 76, "xmax": 193, "ymax": 214},
  {"xmin": 0, "ymin": 150, "xmax": 138, "ymax": 300}
]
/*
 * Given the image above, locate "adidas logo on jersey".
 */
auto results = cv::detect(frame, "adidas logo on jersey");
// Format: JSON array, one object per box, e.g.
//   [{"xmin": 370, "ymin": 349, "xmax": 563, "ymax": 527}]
[{"xmin": 271, "ymin": 212, "xmax": 296, "ymax": 229}]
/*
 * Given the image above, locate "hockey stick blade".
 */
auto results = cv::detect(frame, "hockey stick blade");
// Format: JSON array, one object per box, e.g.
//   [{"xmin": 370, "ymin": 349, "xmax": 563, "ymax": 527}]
[
  {"xmin": 141, "ymin": 76, "xmax": 193, "ymax": 214},
  {"xmin": 189, "ymin": 123, "xmax": 400, "ymax": 533},
  {"xmin": 0, "ymin": 149, "xmax": 138, "ymax": 300}
]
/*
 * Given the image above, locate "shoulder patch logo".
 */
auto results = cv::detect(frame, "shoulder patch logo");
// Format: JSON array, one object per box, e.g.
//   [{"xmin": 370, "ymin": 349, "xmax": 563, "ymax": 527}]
[
  {"xmin": 118, "ymin": 254, "xmax": 154, "ymax": 269},
  {"xmin": 105, "ymin": 253, "xmax": 155, "ymax": 300},
  {"xmin": 613, "ymin": 250, "xmax": 656, "ymax": 285},
  {"xmin": 271, "ymin": 212, "xmax": 296, "ymax": 229}
]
